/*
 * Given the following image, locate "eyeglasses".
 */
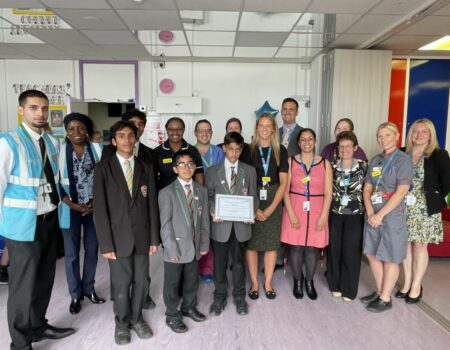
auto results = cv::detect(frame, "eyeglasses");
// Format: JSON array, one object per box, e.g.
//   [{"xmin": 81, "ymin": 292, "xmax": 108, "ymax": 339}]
[
  {"xmin": 167, "ymin": 128, "xmax": 184, "ymax": 134},
  {"xmin": 338, "ymin": 145, "xmax": 354, "ymax": 150},
  {"xmin": 196, "ymin": 129, "xmax": 212, "ymax": 134},
  {"xmin": 176, "ymin": 162, "xmax": 196, "ymax": 170}
]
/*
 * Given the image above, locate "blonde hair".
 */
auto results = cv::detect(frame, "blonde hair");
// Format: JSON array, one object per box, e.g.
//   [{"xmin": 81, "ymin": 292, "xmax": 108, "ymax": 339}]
[
  {"xmin": 251, "ymin": 113, "xmax": 281, "ymax": 166},
  {"xmin": 376, "ymin": 121, "xmax": 399, "ymax": 136},
  {"xmin": 405, "ymin": 118, "xmax": 438, "ymax": 158}
]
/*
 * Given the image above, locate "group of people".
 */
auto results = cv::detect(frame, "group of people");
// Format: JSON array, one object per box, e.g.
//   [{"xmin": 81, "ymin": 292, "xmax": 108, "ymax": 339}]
[{"xmin": 0, "ymin": 90, "xmax": 449, "ymax": 349}]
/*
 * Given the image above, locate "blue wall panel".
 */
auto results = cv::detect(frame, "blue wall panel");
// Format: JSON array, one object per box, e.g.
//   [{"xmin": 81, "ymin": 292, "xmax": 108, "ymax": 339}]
[{"xmin": 407, "ymin": 59, "xmax": 450, "ymax": 148}]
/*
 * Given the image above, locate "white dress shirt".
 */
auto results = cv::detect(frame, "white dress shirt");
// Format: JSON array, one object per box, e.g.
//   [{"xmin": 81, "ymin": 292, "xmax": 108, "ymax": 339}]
[
  {"xmin": 224, "ymin": 157, "xmax": 239, "ymax": 189},
  {"xmin": 178, "ymin": 177, "xmax": 194, "ymax": 197}
]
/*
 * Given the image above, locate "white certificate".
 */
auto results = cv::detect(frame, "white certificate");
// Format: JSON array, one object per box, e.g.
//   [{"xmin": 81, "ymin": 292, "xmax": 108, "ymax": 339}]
[{"xmin": 215, "ymin": 194, "xmax": 254, "ymax": 222}]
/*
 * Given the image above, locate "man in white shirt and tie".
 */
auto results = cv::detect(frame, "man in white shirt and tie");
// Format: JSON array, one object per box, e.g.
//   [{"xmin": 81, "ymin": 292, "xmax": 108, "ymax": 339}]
[{"xmin": 279, "ymin": 97, "xmax": 303, "ymax": 157}]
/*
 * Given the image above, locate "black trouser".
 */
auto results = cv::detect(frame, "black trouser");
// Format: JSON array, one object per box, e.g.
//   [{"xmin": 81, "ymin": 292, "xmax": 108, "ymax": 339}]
[
  {"xmin": 109, "ymin": 253, "xmax": 149, "ymax": 328},
  {"xmin": 163, "ymin": 259, "xmax": 198, "ymax": 321},
  {"xmin": 326, "ymin": 213, "xmax": 363, "ymax": 299},
  {"xmin": 212, "ymin": 226, "xmax": 246, "ymax": 301},
  {"xmin": 5, "ymin": 210, "xmax": 58, "ymax": 350},
  {"xmin": 289, "ymin": 245, "xmax": 320, "ymax": 281}
]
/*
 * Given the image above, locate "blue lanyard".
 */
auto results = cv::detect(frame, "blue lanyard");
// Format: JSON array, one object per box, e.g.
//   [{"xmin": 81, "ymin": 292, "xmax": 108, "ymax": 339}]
[
  {"xmin": 258, "ymin": 146, "xmax": 271, "ymax": 177},
  {"xmin": 374, "ymin": 149, "xmax": 399, "ymax": 190},
  {"xmin": 299, "ymin": 156, "xmax": 315, "ymax": 197},
  {"xmin": 340, "ymin": 159, "xmax": 354, "ymax": 194}
]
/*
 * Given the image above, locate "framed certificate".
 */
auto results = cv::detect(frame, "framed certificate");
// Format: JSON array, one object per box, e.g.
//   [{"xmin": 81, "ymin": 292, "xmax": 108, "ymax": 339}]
[{"xmin": 215, "ymin": 194, "xmax": 254, "ymax": 222}]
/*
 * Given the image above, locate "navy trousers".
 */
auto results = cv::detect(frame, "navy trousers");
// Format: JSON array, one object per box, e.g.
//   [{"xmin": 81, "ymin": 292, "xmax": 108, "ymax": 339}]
[{"xmin": 61, "ymin": 212, "xmax": 98, "ymax": 299}]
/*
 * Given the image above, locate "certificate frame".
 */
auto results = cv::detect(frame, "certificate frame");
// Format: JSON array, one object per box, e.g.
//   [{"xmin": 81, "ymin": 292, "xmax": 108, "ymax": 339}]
[{"xmin": 215, "ymin": 194, "xmax": 254, "ymax": 222}]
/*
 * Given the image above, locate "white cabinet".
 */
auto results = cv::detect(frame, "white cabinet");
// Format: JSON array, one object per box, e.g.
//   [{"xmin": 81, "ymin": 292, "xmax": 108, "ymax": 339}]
[{"xmin": 156, "ymin": 96, "xmax": 202, "ymax": 114}]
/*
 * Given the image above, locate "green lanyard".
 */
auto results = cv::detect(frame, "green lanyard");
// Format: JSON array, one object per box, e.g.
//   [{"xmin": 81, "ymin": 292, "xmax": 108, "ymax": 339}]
[
  {"xmin": 175, "ymin": 185, "xmax": 195, "ymax": 228},
  {"xmin": 20, "ymin": 123, "xmax": 47, "ymax": 180},
  {"xmin": 197, "ymin": 144, "xmax": 213, "ymax": 169}
]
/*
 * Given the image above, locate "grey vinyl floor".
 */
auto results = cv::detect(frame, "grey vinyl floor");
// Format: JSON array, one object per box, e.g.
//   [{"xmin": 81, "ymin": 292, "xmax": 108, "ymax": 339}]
[
  {"xmin": 0, "ymin": 250, "xmax": 449, "ymax": 350},
  {"xmin": 421, "ymin": 258, "xmax": 450, "ymax": 321}
]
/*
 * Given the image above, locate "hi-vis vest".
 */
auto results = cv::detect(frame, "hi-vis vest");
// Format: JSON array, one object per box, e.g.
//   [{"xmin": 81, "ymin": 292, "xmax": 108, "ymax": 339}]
[
  {"xmin": 0, "ymin": 127, "xmax": 60, "ymax": 241},
  {"xmin": 58, "ymin": 142, "xmax": 102, "ymax": 229}
]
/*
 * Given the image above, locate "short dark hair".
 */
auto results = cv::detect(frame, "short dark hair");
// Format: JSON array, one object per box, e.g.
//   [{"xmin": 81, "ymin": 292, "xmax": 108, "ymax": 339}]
[
  {"xmin": 18, "ymin": 90, "xmax": 48, "ymax": 106},
  {"xmin": 122, "ymin": 108, "xmax": 146, "ymax": 125},
  {"xmin": 336, "ymin": 130, "xmax": 358, "ymax": 147},
  {"xmin": 335, "ymin": 118, "xmax": 354, "ymax": 132},
  {"xmin": 174, "ymin": 150, "xmax": 193, "ymax": 165},
  {"xmin": 225, "ymin": 117, "xmax": 242, "ymax": 131},
  {"xmin": 195, "ymin": 119, "xmax": 212, "ymax": 130},
  {"xmin": 282, "ymin": 97, "xmax": 299, "ymax": 110},
  {"xmin": 110, "ymin": 120, "xmax": 137, "ymax": 140},
  {"xmin": 165, "ymin": 117, "xmax": 185, "ymax": 129},
  {"xmin": 297, "ymin": 128, "xmax": 317, "ymax": 142},
  {"xmin": 223, "ymin": 131, "xmax": 244, "ymax": 146}
]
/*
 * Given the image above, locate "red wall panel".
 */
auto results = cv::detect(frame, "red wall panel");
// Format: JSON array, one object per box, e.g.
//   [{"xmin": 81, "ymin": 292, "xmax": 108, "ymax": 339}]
[{"xmin": 388, "ymin": 59, "xmax": 407, "ymax": 146}]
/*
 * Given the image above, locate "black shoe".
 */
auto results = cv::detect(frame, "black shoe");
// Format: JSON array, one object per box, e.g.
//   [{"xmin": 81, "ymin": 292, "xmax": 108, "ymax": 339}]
[
  {"xmin": 209, "ymin": 298, "xmax": 227, "ymax": 316},
  {"xmin": 248, "ymin": 288, "xmax": 259, "ymax": 300},
  {"xmin": 305, "ymin": 280, "xmax": 317, "ymax": 300},
  {"xmin": 33, "ymin": 324, "xmax": 76, "ymax": 342},
  {"xmin": 69, "ymin": 299, "xmax": 81, "ymax": 314},
  {"xmin": 0, "ymin": 265, "xmax": 8, "ymax": 285},
  {"xmin": 166, "ymin": 319, "xmax": 188, "ymax": 333},
  {"xmin": 114, "ymin": 326, "xmax": 131, "ymax": 345},
  {"xmin": 367, "ymin": 297, "xmax": 393, "ymax": 313},
  {"xmin": 406, "ymin": 287, "xmax": 423, "ymax": 304},
  {"xmin": 131, "ymin": 320, "xmax": 153, "ymax": 339},
  {"xmin": 143, "ymin": 295, "xmax": 156, "ymax": 310},
  {"xmin": 182, "ymin": 307, "xmax": 206, "ymax": 322},
  {"xmin": 83, "ymin": 292, "xmax": 105, "ymax": 304},
  {"xmin": 360, "ymin": 291, "xmax": 379, "ymax": 305},
  {"xmin": 264, "ymin": 287, "xmax": 276, "ymax": 300},
  {"xmin": 274, "ymin": 262, "xmax": 284, "ymax": 271},
  {"xmin": 394, "ymin": 289, "xmax": 410, "ymax": 299},
  {"xmin": 234, "ymin": 299, "xmax": 249, "ymax": 315},
  {"xmin": 293, "ymin": 277, "xmax": 303, "ymax": 299}
]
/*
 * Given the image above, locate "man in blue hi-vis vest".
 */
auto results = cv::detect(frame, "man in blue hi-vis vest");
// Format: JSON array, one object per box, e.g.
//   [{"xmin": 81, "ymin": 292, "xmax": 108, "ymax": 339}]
[{"xmin": 0, "ymin": 90, "xmax": 75, "ymax": 350}]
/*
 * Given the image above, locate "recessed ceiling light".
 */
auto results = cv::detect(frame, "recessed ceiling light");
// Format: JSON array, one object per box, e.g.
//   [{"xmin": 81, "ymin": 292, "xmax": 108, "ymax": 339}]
[{"xmin": 419, "ymin": 35, "xmax": 450, "ymax": 51}]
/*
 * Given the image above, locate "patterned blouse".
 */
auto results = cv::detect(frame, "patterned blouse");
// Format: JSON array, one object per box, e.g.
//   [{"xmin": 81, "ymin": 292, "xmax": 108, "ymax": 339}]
[
  {"xmin": 73, "ymin": 148, "xmax": 94, "ymax": 205},
  {"xmin": 331, "ymin": 159, "xmax": 367, "ymax": 215}
]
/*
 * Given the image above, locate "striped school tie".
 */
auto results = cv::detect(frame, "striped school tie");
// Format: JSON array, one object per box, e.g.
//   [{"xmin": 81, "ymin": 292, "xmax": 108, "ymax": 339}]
[
  {"xmin": 185, "ymin": 184, "xmax": 194, "ymax": 219},
  {"xmin": 282, "ymin": 127, "xmax": 291, "ymax": 148},
  {"xmin": 230, "ymin": 166, "xmax": 236, "ymax": 194},
  {"xmin": 124, "ymin": 159, "xmax": 133, "ymax": 196}
]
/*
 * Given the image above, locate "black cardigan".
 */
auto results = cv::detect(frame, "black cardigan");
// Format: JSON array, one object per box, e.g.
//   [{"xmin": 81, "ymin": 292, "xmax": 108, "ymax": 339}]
[{"xmin": 402, "ymin": 147, "xmax": 450, "ymax": 215}]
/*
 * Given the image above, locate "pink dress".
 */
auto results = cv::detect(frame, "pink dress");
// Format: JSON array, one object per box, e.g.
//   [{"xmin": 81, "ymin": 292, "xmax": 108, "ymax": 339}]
[{"xmin": 281, "ymin": 158, "xmax": 329, "ymax": 248}]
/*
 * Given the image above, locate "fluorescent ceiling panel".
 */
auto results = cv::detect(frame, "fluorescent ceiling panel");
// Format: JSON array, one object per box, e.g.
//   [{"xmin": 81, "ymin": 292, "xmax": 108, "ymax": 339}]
[
  {"xmin": 239, "ymin": 12, "xmax": 301, "ymax": 32},
  {"xmin": 370, "ymin": 0, "xmax": 425, "ymax": 15},
  {"xmin": 40, "ymin": 0, "xmax": 110, "ymax": 9},
  {"xmin": 117, "ymin": 10, "xmax": 183, "ymax": 30},
  {"xmin": 419, "ymin": 35, "xmax": 450, "ymax": 50},
  {"xmin": 234, "ymin": 47, "xmax": 277, "ymax": 57},
  {"xmin": 53, "ymin": 9, "xmax": 127, "ymax": 30},
  {"xmin": 308, "ymin": 0, "xmax": 380, "ymax": 14},
  {"xmin": 183, "ymin": 11, "xmax": 239, "ymax": 31},
  {"xmin": 375, "ymin": 35, "xmax": 441, "ymax": 50},
  {"xmin": 82, "ymin": 30, "xmax": 140, "ymax": 45},
  {"xmin": 176, "ymin": 0, "xmax": 242, "ymax": 11},
  {"xmin": 346, "ymin": 15, "xmax": 401, "ymax": 34},
  {"xmin": 192, "ymin": 46, "xmax": 233, "ymax": 57},
  {"xmin": 235, "ymin": 31, "xmax": 288, "ymax": 47},
  {"xmin": 108, "ymin": 0, "xmax": 176, "ymax": 10},
  {"xmin": 243, "ymin": 0, "xmax": 310, "ymax": 13},
  {"xmin": 185, "ymin": 31, "xmax": 235, "ymax": 46}
]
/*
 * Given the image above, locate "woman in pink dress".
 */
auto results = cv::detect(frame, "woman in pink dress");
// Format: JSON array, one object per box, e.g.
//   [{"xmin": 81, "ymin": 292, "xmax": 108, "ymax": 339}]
[{"xmin": 281, "ymin": 128, "xmax": 333, "ymax": 300}]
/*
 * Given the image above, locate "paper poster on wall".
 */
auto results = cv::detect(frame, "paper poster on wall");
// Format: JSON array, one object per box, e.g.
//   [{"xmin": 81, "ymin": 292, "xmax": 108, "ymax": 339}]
[{"xmin": 48, "ymin": 105, "xmax": 67, "ymax": 137}]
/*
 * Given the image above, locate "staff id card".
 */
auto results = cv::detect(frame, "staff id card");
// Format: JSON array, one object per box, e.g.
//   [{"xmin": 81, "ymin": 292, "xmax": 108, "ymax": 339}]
[
  {"xmin": 340, "ymin": 194, "xmax": 349, "ymax": 206},
  {"xmin": 303, "ymin": 200, "xmax": 310, "ymax": 212},
  {"xmin": 371, "ymin": 192, "xmax": 382, "ymax": 204},
  {"xmin": 405, "ymin": 194, "xmax": 417, "ymax": 206},
  {"xmin": 259, "ymin": 189, "xmax": 267, "ymax": 200}
]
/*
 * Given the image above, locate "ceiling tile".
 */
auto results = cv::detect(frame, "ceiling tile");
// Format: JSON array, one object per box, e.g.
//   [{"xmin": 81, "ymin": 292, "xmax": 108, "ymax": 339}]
[
  {"xmin": 26, "ymin": 28, "xmax": 96, "ymax": 46},
  {"xmin": 276, "ymin": 47, "xmax": 321, "ymax": 58},
  {"xmin": 346, "ymin": 15, "xmax": 401, "ymax": 34},
  {"xmin": 399, "ymin": 16, "xmax": 450, "ymax": 35},
  {"xmin": 0, "ymin": 1, "xmax": 43, "ymax": 7},
  {"xmin": 432, "ymin": 3, "xmax": 450, "ymax": 15},
  {"xmin": 53, "ymin": 9, "xmax": 127, "ymax": 30},
  {"xmin": 138, "ymin": 31, "xmax": 187, "ymax": 45},
  {"xmin": 243, "ymin": 0, "xmax": 310, "ymax": 13},
  {"xmin": 57, "ymin": 44, "xmax": 104, "ymax": 55},
  {"xmin": 186, "ymin": 31, "xmax": 235, "ymax": 45},
  {"xmin": 146, "ymin": 45, "xmax": 191, "ymax": 57},
  {"xmin": 370, "ymin": 0, "xmax": 425, "ymax": 15},
  {"xmin": 335, "ymin": 14, "xmax": 362, "ymax": 33},
  {"xmin": 235, "ymin": 31, "xmax": 288, "ymax": 47},
  {"xmin": 375, "ymin": 35, "xmax": 442, "ymax": 50},
  {"xmin": 308, "ymin": 0, "xmax": 380, "ymax": 14},
  {"xmin": 40, "ymin": 0, "xmax": 110, "ymax": 9},
  {"xmin": 176, "ymin": 0, "xmax": 242, "ymax": 11},
  {"xmin": 117, "ymin": 10, "xmax": 183, "ymax": 30},
  {"xmin": 81, "ymin": 30, "xmax": 140, "ymax": 45},
  {"xmin": 6, "ymin": 43, "xmax": 66, "ymax": 58},
  {"xmin": 283, "ymin": 33, "xmax": 324, "ymax": 47},
  {"xmin": 192, "ymin": 46, "xmax": 233, "ymax": 57},
  {"xmin": 108, "ymin": 0, "xmax": 176, "ymax": 10},
  {"xmin": 239, "ymin": 12, "xmax": 301, "ymax": 32},
  {"xmin": 234, "ymin": 47, "xmax": 277, "ymax": 58},
  {"xmin": 328, "ymin": 34, "xmax": 372, "ymax": 48},
  {"xmin": 183, "ymin": 11, "xmax": 239, "ymax": 31}
]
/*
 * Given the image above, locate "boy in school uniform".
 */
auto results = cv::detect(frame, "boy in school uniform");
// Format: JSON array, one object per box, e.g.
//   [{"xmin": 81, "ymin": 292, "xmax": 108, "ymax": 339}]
[
  {"xmin": 93, "ymin": 121, "xmax": 159, "ymax": 345},
  {"xmin": 159, "ymin": 150, "xmax": 210, "ymax": 333},
  {"xmin": 205, "ymin": 132, "xmax": 258, "ymax": 316}
]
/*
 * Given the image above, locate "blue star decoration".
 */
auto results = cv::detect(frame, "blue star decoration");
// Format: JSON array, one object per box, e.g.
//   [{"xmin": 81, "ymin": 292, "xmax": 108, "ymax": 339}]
[{"xmin": 254, "ymin": 100, "xmax": 279, "ymax": 118}]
